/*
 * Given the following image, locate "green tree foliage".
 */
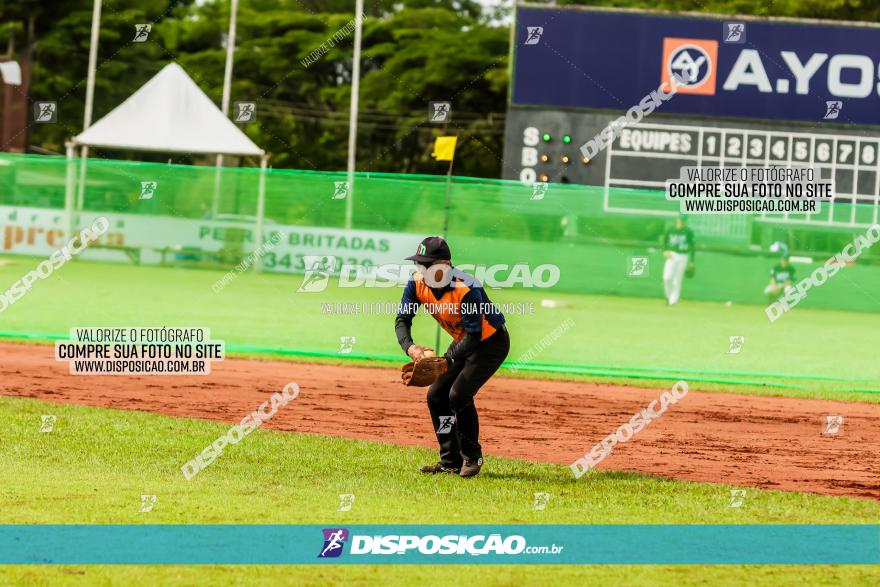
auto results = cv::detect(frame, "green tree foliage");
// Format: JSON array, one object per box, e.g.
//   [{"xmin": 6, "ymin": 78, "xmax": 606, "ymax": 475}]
[
  {"xmin": 2, "ymin": 0, "xmax": 507, "ymax": 176},
  {"xmin": 2, "ymin": 0, "xmax": 879, "ymax": 177}
]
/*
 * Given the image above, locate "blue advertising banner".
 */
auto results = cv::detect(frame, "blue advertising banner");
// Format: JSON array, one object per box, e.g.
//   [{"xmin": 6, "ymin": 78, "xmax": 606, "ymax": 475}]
[
  {"xmin": 2, "ymin": 525, "xmax": 879, "ymax": 564},
  {"xmin": 513, "ymin": 7, "xmax": 880, "ymax": 125}
]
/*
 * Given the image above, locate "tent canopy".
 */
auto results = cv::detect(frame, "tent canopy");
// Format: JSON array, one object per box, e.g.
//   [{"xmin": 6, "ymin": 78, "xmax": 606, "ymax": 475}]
[{"xmin": 73, "ymin": 63, "xmax": 264, "ymax": 157}]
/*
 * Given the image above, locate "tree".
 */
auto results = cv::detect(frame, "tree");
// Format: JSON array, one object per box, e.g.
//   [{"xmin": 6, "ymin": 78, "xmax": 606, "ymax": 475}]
[{"xmin": 5, "ymin": 0, "xmax": 880, "ymax": 177}]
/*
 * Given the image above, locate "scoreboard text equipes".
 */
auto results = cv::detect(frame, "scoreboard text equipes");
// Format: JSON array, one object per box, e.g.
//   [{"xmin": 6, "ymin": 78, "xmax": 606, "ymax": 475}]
[{"xmin": 605, "ymin": 122, "xmax": 880, "ymax": 227}]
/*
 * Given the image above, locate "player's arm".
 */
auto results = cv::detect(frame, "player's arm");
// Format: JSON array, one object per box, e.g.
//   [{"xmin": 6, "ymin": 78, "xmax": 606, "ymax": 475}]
[
  {"xmin": 395, "ymin": 279, "xmax": 420, "ymax": 355},
  {"xmin": 687, "ymin": 229, "xmax": 696, "ymax": 263},
  {"xmin": 444, "ymin": 291, "xmax": 482, "ymax": 366}
]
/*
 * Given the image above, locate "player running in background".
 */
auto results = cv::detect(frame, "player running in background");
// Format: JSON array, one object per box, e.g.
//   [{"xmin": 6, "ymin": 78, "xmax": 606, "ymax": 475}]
[
  {"xmin": 662, "ymin": 216, "xmax": 695, "ymax": 305},
  {"xmin": 764, "ymin": 254, "xmax": 795, "ymax": 303}
]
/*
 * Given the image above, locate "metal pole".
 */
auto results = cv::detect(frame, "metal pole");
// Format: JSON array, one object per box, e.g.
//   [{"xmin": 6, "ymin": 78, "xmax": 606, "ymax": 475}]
[
  {"xmin": 214, "ymin": 0, "xmax": 239, "ymax": 216},
  {"xmin": 255, "ymin": 154, "xmax": 268, "ymax": 272},
  {"xmin": 220, "ymin": 0, "xmax": 238, "ymax": 118},
  {"xmin": 75, "ymin": 145, "xmax": 88, "ymax": 211},
  {"xmin": 441, "ymin": 158, "xmax": 453, "ymax": 237},
  {"xmin": 82, "ymin": 0, "xmax": 102, "ymax": 131},
  {"xmin": 434, "ymin": 157, "xmax": 454, "ymax": 352},
  {"xmin": 74, "ymin": 0, "xmax": 101, "ymax": 226},
  {"xmin": 64, "ymin": 142, "xmax": 77, "ymax": 241},
  {"xmin": 344, "ymin": 1, "xmax": 364, "ymax": 229}
]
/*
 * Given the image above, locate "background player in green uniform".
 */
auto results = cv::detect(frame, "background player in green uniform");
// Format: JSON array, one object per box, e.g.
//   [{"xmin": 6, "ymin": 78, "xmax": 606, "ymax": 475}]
[
  {"xmin": 764, "ymin": 255, "xmax": 796, "ymax": 303},
  {"xmin": 661, "ymin": 216, "xmax": 695, "ymax": 305}
]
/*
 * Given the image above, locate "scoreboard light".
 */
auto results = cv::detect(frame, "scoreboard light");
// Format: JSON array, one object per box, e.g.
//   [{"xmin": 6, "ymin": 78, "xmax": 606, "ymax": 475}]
[
  {"xmin": 540, "ymin": 153, "xmax": 550, "ymax": 163},
  {"xmin": 561, "ymin": 155, "xmax": 570, "ymax": 164},
  {"xmin": 562, "ymin": 135, "xmax": 572, "ymax": 144},
  {"xmin": 581, "ymin": 156, "xmax": 590, "ymax": 164},
  {"xmin": 542, "ymin": 133, "xmax": 552, "ymax": 142},
  {"xmin": 540, "ymin": 174, "xmax": 549, "ymax": 182}
]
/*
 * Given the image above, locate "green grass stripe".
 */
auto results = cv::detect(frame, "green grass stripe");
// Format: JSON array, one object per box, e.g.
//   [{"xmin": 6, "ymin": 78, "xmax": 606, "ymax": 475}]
[
  {"xmin": 518, "ymin": 360, "xmax": 859, "ymax": 382},
  {"xmin": 0, "ymin": 330, "xmax": 804, "ymax": 388},
  {"xmin": 835, "ymin": 388, "xmax": 880, "ymax": 394},
  {"xmin": 0, "ymin": 330, "xmax": 853, "ymax": 391}
]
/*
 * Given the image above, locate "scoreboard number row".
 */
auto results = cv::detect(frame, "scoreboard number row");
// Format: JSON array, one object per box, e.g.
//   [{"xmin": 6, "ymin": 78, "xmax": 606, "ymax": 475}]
[
  {"xmin": 614, "ymin": 126, "xmax": 880, "ymax": 167},
  {"xmin": 699, "ymin": 133, "xmax": 877, "ymax": 166},
  {"xmin": 606, "ymin": 122, "xmax": 880, "ymax": 226}
]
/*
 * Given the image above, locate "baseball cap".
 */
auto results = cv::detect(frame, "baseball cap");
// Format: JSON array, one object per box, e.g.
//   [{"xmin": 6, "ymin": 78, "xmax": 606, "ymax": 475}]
[
  {"xmin": 769, "ymin": 241, "xmax": 790, "ymax": 258},
  {"xmin": 405, "ymin": 236, "xmax": 451, "ymax": 263}
]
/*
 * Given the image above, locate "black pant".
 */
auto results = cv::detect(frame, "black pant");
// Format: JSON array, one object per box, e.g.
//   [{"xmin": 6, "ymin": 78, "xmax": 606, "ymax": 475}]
[{"xmin": 426, "ymin": 328, "xmax": 510, "ymax": 466}]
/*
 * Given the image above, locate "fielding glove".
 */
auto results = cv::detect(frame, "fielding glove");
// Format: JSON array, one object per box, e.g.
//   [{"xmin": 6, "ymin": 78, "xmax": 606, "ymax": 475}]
[{"xmin": 401, "ymin": 357, "xmax": 448, "ymax": 387}]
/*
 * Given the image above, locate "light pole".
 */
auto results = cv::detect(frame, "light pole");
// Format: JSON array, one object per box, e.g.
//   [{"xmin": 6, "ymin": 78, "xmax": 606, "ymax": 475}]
[
  {"xmin": 345, "ymin": 0, "xmax": 364, "ymax": 229},
  {"xmin": 213, "ymin": 0, "xmax": 240, "ymax": 218}
]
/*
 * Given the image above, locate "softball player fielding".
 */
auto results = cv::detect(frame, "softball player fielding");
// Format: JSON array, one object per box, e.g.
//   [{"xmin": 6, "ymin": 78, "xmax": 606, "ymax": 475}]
[{"xmin": 394, "ymin": 236, "xmax": 509, "ymax": 478}]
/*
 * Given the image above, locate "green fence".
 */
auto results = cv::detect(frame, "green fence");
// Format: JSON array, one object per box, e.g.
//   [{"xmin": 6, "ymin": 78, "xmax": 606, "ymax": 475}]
[
  {"xmin": 2, "ymin": 153, "xmax": 880, "ymax": 388},
  {"xmin": 1, "ymin": 152, "xmax": 877, "ymax": 310}
]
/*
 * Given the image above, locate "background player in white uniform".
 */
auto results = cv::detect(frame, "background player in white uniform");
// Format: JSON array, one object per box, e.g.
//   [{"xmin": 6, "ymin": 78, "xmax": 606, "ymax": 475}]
[{"xmin": 662, "ymin": 216, "xmax": 695, "ymax": 305}]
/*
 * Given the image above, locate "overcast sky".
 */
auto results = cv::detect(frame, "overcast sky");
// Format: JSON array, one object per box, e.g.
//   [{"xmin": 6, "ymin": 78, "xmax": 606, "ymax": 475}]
[{"xmin": 477, "ymin": 0, "xmax": 515, "ymax": 24}]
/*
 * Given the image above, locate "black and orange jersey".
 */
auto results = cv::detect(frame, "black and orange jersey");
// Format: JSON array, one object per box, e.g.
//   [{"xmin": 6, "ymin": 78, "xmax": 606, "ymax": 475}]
[{"xmin": 396, "ymin": 267, "xmax": 506, "ymax": 346}]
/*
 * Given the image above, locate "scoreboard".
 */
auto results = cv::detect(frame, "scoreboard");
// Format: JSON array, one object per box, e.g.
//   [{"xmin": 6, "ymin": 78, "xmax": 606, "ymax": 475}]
[
  {"xmin": 505, "ymin": 112, "xmax": 880, "ymax": 228},
  {"xmin": 605, "ymin": 121, "xmax": 880, "ymax": 227},
  {"xmin": 502, "ymin": 6, "xmax": 880, "ymax": 229}
]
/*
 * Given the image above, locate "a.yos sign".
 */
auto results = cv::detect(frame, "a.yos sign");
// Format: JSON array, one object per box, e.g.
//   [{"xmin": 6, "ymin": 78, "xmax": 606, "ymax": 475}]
[
  {"xmin": 513, "ymin": 6, "xmax": 880, "ymax": 125},
  {"xmin": 662, "ymin": 38, "xmax": 718, "ymax": 95}
]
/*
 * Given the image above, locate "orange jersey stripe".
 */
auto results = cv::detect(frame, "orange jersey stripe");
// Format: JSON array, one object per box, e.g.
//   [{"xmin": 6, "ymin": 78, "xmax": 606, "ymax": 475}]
[{"xmin": 414, "ymin": 276, "xmax": 497, "ymax": 342}]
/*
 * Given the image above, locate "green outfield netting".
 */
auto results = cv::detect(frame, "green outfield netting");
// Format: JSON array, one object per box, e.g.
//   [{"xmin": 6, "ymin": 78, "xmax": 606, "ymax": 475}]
[{"xmin": 1, "ymin": 152, "xmax": 877, "ymax": 311}]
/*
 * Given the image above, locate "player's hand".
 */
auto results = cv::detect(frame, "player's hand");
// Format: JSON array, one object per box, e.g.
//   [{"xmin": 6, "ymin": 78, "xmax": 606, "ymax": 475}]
[
  {"xmin": 663, "ymin": 251, "xmax": 672, "ymax": 259},
  {"xmin": 407, "ymin": 344, "xmax": 436, "ymax": 360}
]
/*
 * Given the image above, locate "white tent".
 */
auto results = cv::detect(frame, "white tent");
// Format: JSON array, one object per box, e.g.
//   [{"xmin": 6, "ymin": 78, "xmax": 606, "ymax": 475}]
[
  {"xmin": 73, "ymin": 63, "xmax": 263, "ymax": 156},
  {"xmin": 64, "ymin": 63, "xmax": 268, "ymax": 261}
]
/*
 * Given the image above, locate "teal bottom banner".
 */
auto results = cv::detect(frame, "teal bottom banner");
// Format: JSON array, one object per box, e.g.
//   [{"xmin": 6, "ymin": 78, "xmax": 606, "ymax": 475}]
[{"xmin": 1, "ymin": 525, "xmax": 878, "ymax": 565}]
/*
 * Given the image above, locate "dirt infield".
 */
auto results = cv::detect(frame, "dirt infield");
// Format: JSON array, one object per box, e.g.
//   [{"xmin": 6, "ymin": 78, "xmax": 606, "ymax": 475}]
[{"xmin": 3, "ymin": 342, "xmax": 879, "ymax": 500}]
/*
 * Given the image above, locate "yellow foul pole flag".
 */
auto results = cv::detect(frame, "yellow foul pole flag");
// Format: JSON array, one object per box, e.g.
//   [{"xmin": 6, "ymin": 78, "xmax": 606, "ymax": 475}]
[{"xmin": 432, "ymin": 136, "xmax": 457, "ymax": 161}]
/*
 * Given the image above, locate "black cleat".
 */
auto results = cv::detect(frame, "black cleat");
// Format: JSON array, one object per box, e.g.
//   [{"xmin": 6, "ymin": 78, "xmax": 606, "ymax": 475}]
[
  {"xmin": 420, "ymin": 462, "xmax": 461, "ymax": 474},
  {"xmin": 459, "ymin": 457, "xmax": 483, "ymax": 478}
]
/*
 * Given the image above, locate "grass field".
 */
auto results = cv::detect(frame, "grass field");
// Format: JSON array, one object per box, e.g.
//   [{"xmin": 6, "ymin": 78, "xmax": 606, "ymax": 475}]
[
  {"xmin": 2, "ymin": 256, "xmax": 880, "ymax": 400},
  {"xmin": 3, "ymin": 257, "xmax": 878, "ymax": 584},
  {"xmin": 2, "ymin": 396, "xmax": 879, "ymax": 585}
]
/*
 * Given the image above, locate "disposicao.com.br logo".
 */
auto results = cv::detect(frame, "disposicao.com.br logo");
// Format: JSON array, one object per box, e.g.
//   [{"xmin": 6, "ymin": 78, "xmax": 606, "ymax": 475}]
[
  {"xmin": 297, "ymin": 256, "xmax": 561, "ymax": 292},
  {"xmin": 317, "ymin": 528, "xmax": 563, "ymax": 558}
]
